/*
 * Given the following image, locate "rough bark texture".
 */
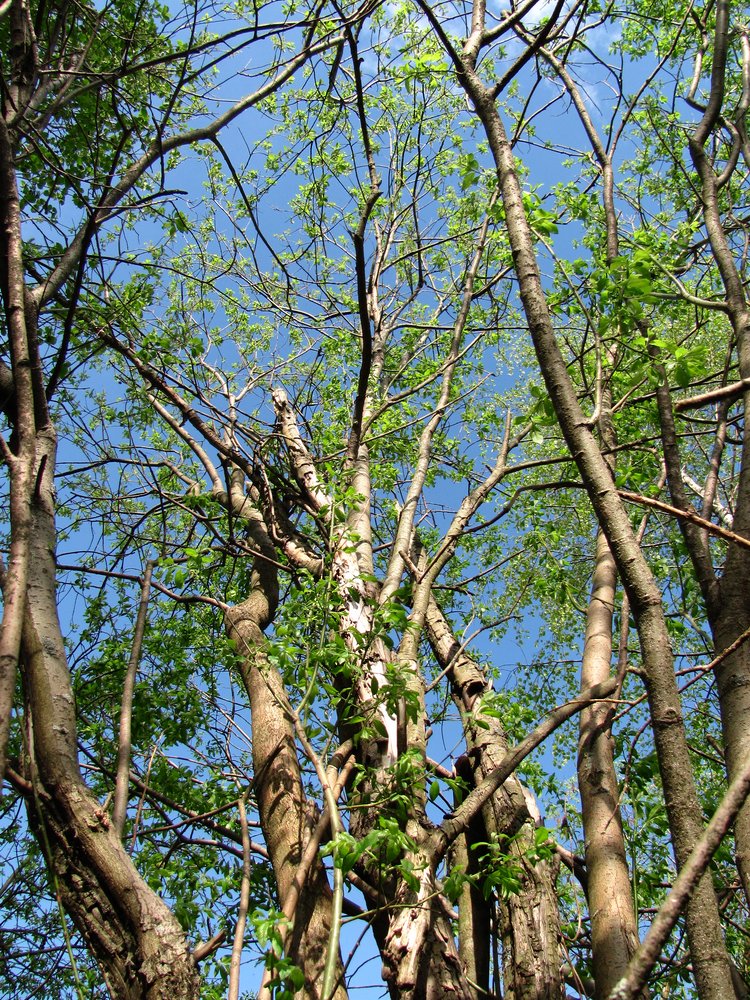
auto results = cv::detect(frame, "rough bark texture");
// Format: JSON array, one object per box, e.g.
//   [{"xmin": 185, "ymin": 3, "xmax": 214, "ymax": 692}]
[
  {"xmin": 379, "ymin": 842, "xmax": 472, "ymax": 1000},
  {"xmin": 226, "ymin": 601, "xmax": 348, "ymax": 1000},
  {"xmin": 23, "ymin": 429, "xmax": 200, "ymax": 1000},
  {"xmin": 427, "ymin": 596, "xmax": 564, "ymax": 1000}
]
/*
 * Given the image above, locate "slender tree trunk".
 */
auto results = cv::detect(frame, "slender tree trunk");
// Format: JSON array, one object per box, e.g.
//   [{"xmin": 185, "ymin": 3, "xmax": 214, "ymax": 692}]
[
  {"xmin": 451, "ymin": 767, "xmax": 492, "ymax": 996},
  {"xmin": 0, "ymin": 115, "xmax": 37, "ymax": 785},
  {"xmin": 451, "ymin": 59, "xmax": 736, "ymax": 997},
  {"xmin": 427, "ymin": 597, "xmax": 564, "ymax": 1000},
  {"xmin": 686, "ymin": 0, "xmax": 750, "ymax": 912},
  {"xmin": 578, "ymin": 532, "xmax": 641, "ymax": 998}
]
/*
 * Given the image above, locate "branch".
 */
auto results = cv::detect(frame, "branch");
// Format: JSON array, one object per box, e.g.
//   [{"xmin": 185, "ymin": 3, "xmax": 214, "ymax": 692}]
[
  {"xmin": 112, "ymin": 561, "xmax": 154, "ymax": 838},
  {"xmin": 674, "ymin": 378, "xmax": 750, "ymax": 412},
  {"xmin": 341, "ymin": 10, "xmax": 380, "ymax": 469},
  {"xmin": 228, "ymin": 794, "xmax": 252, "ymax": 1000},
  {"xmin": 608, "ymin": 749, "xmax": 750, "ymax": 1000},
  {"xmin": 618, "ymin": 490, "xmax": 750, "ymax": 552},
  {"xmin": 272, "ymin": 388, "xmax": 330, "ymax": 513},
  {"xmin": 433, "ymin": 678, "xmax": 618, "ymax": 858},
  {"xmin": 30, "ymin": 29, "xmax": 347, "ymax": 310}
]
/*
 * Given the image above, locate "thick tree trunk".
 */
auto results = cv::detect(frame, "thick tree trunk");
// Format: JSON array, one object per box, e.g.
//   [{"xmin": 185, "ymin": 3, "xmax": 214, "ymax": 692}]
[
  {"xmin": 23, "ymin": 427, "xmax": 200, "ymax": 1000},
  {"xmin": 713, "ymin": 578, "xmax": 750, "ymax": 904},
  {"xmin": 380, "ymin": 841, "xmax": 473, "ymax": 1000},
  {"xmin": 226, "ymin": 599, "xmax": 348, "ymax": 1000}
]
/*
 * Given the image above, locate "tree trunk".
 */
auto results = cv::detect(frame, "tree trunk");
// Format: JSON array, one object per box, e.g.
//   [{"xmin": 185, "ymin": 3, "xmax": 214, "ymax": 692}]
[
  {"xmin": 452, "ymin": 58, "xmax": 736, "ymax": 997},
  {"xmin": 427, "ymin": 596, "xmax": 564, "ymax": 999},
  {"xmin": 685, "ymin": 0, "xmax": 750, "ymax": 913},
  {"xmin": 380, "ymin": 842, "xmax": 473, "ymax": 1000},
  {"xmin": 578, "ymin": 532, "xmax": 642, "ymax": 998},
  {"xmin": 23, "ymin": 426, "xmax": 200, "ymax": 1000},
  {"xmin": 226, "ymin": 599, "xmax": 348, "ymax": 1000}
]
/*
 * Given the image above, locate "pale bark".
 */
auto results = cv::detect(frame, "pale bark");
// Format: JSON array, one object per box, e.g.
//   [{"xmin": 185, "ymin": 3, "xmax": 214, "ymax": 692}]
[
  {"xmin": 379, "ymin": 843, "xmax": 473, "ymax": 1000},
  {"xmin": 578, "ymin": 532, "xmax": 640, "ymax": 999}
]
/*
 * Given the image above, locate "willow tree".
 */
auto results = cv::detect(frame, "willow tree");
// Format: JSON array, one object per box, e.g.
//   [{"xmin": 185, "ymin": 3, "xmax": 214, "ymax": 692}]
[{"xmin": 2, "ymin": 0, "xmax": 750, "ymax": 999}]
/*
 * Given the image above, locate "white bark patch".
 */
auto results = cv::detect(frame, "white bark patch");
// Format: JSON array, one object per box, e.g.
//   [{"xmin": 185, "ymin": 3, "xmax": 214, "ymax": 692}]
[
  {"xmin": 333, "ymin": 544, "xmax": 398, "ymax": 764},
  {"xmin": 272, "ymin": 387, "xmax": 399, "ymax": 762}
]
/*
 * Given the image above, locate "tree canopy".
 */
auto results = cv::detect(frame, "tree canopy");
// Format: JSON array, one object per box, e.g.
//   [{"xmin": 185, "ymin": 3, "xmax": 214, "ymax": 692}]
[{"xmin": 1, "ymin": 0, "xmax": 750, "ymax": 998}]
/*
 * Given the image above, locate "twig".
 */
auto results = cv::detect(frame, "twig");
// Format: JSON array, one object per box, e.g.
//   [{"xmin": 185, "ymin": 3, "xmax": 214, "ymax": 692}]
[{"xmin": 228, "ymin": 794, "xmax": 252, "ymax": 1000}]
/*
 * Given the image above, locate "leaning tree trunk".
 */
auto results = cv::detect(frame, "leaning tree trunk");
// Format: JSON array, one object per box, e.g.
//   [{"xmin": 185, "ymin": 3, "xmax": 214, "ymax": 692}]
[
  {"xmin": 446, "ymin": 27, "xmax": 738, "ymax": 994},
  {"xmin": 682, "ymin": 0, "xmax": 750, "ymax": 911},
  {"xmin": 22, "ymin": 427, "xmax": 200, "ymax": 1000},
  {"xmin": 217, "ymin": 467, "xmax": 348, "ymax": 1000}
]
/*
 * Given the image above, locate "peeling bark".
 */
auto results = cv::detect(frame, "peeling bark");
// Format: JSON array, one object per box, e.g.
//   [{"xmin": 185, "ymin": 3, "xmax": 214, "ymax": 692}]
[{"xmin": 380, "ymin": 850, "xmax": 472, "ymax": 1000}]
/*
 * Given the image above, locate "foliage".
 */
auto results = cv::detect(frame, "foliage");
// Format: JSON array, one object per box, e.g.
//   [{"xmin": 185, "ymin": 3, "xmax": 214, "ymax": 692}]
[{"xmin": 1, "ymin": 0, "xmax": 750, "ymax": 997}]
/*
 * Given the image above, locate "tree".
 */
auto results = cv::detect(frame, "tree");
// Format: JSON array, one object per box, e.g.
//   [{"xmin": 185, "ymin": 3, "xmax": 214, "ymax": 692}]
[{"xmin": 1, "ymin": 0, "xmax": 750, "ymax": 998}]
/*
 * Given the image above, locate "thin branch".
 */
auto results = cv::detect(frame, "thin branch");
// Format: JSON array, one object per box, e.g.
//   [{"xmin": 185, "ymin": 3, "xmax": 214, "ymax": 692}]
[
  {"xmin": 112, "ymin": 561, "xmax": 154, "ymax": 837},
  {"xmin": 609, "ymin": 749, "xmax": 750, "ymax": 1000},
  {"xmin": 618, "ymin": 489, "xmax": 750, "ymax": 552},
  {"xmin": 228, "ymin": 794, "xmax": 252, "ymax": 1000}
]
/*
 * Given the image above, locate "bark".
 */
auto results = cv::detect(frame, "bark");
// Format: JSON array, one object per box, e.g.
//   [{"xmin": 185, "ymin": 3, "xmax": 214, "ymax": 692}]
[
  {"xmin": 442, "ymin": 20, "xmax": 737, "ymax": 994},
  {"xmin": 379, "ymin": 839, "xmax": 473, "ymax": 1000},
  {"xmin": 222, "ymin": 479, "xmax": 347, "ymax": 1000},
  {"xmin": 0, "ymin": 113, "xmax": 37, "ymax": 786},
  {"xmin": 450, "ymin": 765, "xmax": 492, "ymax": 996},
  {"xmin": 427, "ymin": 597, "xmax": 564, "ymax": 1000},
  {"xmin": 22, "ymin": 427, "xmax": 200, "ymax": 1000},
  {"xmin": 678, "ymin": 0, "xmax": 750, "ymax": 910},
  {"xmin": 226, "ymin": 610, "xmax": 347, "ymax": 1000},
  {"xmin": 578, "ymin": 532, "xmax": 641, "ymax": 999},
  {"xmin": 609, "ymin": 749, "xmax": 750, "ymax": 1000}
]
